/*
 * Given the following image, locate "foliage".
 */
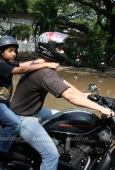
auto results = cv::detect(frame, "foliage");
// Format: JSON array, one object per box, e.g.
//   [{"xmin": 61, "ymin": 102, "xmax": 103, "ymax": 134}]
[
  {"xmin": 32, "ymin": 0, "xmax": 59, "ymax": 36},
  {"xmin": 28, "ymin": 0, "xmax": 37, "ymax": 13},
  {"xmin": 11, "ymin": 24, "xmax": 33, "ymax": 40},
  {"xmin": 0, "ymin": 0, "xmax": 28, "ymax": 14},
  {"xmin": 72, "ymin": 1, "xmax": 115, "ymax": 43},
  {"xmin": 1, "ymin": 0, "xmax": 115, "ymax": 65},
  {"xmin": 63, "ymin": 38, "xmax": 79, "ymax": 65},
  {"xmin": 84, "ymin": 28, "xmax": 110, "ymax": 67},
  {"xmin": 58, "ymin": 1, "xmax": 96, "ymax": 28}
]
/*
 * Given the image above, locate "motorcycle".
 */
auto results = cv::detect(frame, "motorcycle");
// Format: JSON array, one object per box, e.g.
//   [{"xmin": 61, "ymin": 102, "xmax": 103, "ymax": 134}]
[
  {"xmin": 73, "ymin": 54, "xmax": 82, "ymax": 68},
  {"xmin": 98, "ymin": 58, "xmax": 106, "ymax": 72},
  {"xmin": 1, "ymin": 84, "xmax": 115, "ymax": 170}
]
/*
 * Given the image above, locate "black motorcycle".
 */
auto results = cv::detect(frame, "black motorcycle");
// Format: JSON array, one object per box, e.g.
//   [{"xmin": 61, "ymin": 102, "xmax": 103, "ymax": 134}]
[
  {"xmin": 98, "ymin": 58, "xmax": 106, "ymax": 72},
  {"xmin": 73, "ymin": 54, "xmax": 82, "ymax": 68},
  {"xmin": 1, "ymin": 84, "xmax": 115, "ymax": 170}
]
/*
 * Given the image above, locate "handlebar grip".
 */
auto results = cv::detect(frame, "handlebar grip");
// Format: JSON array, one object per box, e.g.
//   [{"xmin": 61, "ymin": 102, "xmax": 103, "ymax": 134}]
[{"xmin": 87, "ymin": 94, "xmax": 99, "ymax": 102}]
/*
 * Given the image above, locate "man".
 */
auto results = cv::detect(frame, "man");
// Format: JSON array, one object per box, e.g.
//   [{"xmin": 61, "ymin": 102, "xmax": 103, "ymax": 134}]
[{"xmin": 10, "ymin": 32, "xmax": 115, "ymax": 170}]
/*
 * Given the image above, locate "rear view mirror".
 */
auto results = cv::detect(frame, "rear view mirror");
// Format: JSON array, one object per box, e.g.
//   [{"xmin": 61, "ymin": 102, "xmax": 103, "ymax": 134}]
[{"xmin": 88, "ymin": 84, "xmax": 97, "ymax": 92}]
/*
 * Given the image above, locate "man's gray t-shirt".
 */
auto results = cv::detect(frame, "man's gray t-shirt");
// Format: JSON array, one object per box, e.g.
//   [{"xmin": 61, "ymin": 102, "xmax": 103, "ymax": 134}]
[{"xmin": 10, "ymin": 68, "xmax": 69, "ymax": 116}]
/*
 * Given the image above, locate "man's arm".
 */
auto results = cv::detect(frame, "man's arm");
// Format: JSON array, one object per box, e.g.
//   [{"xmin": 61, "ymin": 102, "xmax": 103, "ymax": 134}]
[
  {"xmin": 62, "ymin": 80, "xmax": 114, "ymax": 117},
  {"xmin": 63, "ymin": 79, "xmax": 90, "ymax": 97}
]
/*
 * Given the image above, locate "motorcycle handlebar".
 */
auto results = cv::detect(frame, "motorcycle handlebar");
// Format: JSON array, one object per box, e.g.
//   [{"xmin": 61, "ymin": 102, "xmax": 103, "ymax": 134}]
[
  {"xmin": 88, "ymin": 95, "xmax": 115, "ymax": 121},
  {"xmin": 88, "ymin": 94, "xmax": 115, "ymax": 111},
  {"xmin": 87, "ymin": 94, "xmax": 100, "ymax": 102},
  {"xmin": 101, "ymin": 115, "xmax": 115, "ymax": 126}
]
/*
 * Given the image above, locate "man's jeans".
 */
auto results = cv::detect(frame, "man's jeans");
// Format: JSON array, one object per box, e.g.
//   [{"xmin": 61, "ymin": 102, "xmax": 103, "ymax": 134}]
[
  {"xmin": 18, "ymin": 108, "xmax": 59, "ymax": 170},
  {"xmin": 0, "ymin": 103, "xmax": 20, "ymax": 153}
]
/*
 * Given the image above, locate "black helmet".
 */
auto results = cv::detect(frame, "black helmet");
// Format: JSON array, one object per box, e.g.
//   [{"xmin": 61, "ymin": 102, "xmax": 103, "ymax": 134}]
[
  {"xmin": 0, "ymin": 36, "xmax": 19, "ymax": 50},
  {"xmin": 35, "ymin": 32, "xmax": 69, "ymax": 63},
  {"xmin": 0, "ymin": 36, "xmax": 19, "ymax": 66}
]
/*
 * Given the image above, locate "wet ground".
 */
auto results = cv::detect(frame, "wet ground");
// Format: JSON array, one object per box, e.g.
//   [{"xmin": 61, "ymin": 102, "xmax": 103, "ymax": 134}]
[
  {"xmin": 13, "ymin": 66, "xmax": 115, "ymax": 117},
  {"xmin": 58, "ymin": 66, "xmax": 115, "ymax": 78}
]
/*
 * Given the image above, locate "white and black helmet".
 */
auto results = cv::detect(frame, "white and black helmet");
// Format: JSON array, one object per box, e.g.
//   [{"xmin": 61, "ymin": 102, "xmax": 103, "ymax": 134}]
[
  {"xmin": 36, "ymin": 32, "xmax": 69, "ymax": 63},
  {"xmin": 0, "ymin": 36, "xmax": 19, "ymax": 51}
]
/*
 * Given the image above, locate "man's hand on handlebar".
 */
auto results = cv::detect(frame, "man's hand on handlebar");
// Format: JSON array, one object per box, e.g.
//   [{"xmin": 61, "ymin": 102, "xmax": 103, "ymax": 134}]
[{"xmin": 100, "ymin": 107, "xmax": 115, "ymax": 118}]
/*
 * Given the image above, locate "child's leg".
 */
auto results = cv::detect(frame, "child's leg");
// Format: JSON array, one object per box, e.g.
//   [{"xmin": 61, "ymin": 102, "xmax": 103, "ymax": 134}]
[{"xmin": 0, "ymin": 103, "xmax": 20, "ymax": 153}]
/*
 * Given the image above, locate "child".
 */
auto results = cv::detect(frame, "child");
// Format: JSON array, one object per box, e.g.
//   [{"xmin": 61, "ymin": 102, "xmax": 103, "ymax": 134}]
[{"xmin": 0, "ymin": 35, "xmax": 59, "ymax": 153}]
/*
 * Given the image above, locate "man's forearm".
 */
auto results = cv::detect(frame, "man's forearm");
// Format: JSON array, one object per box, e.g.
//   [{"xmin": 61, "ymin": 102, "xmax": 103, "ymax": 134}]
[
  {"xmin": 62, "ymin": 89, "xmax": 102, "ymax": 111},
  {"xmin": 61, "ymin": 87, "xmax": 113, "ymax": 116}
]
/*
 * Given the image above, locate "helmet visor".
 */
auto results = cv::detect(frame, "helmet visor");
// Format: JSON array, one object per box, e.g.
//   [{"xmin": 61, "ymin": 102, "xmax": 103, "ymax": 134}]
[
  {"xmin": 54, "ymin": 32, "xmax": 69, "ymax": 43},
  {"xmin": 38, "ymin": 32, "xmax": 69, "ymax": 44}
]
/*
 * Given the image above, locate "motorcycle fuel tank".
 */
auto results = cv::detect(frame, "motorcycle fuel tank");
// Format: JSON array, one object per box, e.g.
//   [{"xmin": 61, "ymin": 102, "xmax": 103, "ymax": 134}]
[{"xmin": 43, "ymin": 109, "xmax": 101, "ymax": 133}]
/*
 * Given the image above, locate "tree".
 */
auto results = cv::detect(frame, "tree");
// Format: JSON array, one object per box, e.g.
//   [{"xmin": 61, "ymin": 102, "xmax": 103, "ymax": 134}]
[
  {"xmin": 84, "ymin": 28, "xmax": 110, "ymax": 67},
  {"xmin": 71, "ymin": 0, "xmax": 115, "ymax": 51},
  {"xmin": 0, "ymin": 0, "xmax": 28, "ymax": 14},
  {"xmin": 11, "ymin": 24, "xmax": 32, "ymax": 40},
  {"xmin": 2, "ymin": 0, "xmax": 114, "ymax": 64},
  {"xmin": 32, "ymin": 0, "xmax": 59, "ymax": 37}
]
